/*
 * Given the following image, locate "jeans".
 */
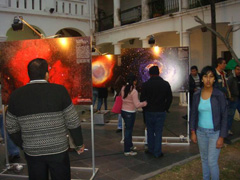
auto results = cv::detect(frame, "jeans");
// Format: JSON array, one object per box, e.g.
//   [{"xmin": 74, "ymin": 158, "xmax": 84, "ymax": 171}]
[
  {"xmin": 227, "ymin": 100, "xmax": 239, "ymax": 130},
  {"xmin": 121, "ymin": 110, "xmax": 136, "ymax": 152},
  {"xmin": 145, "ymin": 111, "xmax": 166, "ymax": 157},
  {"xmin": 197, "ymin": 127, "xmax": 221, "ymax": 180},
  {"xmin": 92, "ymin": 89, "xmax": 98, "ymax": 107},
  {"xmin": 0, "ymin": 115, "xmax": 20, "ymax": 156},
  {"xmin": 97, "ymin": 98, "xmax": 107, "ymax": 110},
  {"xmin": 117, "ymin": 114, "xmax": 122, "ymax": 129}
]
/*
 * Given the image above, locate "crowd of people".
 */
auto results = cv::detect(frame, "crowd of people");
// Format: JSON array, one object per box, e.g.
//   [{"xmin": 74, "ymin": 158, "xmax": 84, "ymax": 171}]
[{"xmin": 0, "ymin": 57, "xmax": 239, "ymax": 180}]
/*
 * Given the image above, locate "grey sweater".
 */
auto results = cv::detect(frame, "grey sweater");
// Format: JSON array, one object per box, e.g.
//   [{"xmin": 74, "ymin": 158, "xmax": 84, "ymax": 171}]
[{"xmin": 6, "ymin": 80, "xmax": 83, "ymax": 156}]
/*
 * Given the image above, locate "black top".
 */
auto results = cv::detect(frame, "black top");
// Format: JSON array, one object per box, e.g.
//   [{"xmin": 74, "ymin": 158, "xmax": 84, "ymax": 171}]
[{"xmin": 140, "ymin": 76, "xmax": 173, "ymax": 112}]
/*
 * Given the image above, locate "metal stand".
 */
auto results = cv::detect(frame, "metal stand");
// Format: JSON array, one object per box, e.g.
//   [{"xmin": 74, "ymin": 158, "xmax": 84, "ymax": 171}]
[
  {"xmin": 0, "ymin": 104, "xmax": 27, "ymax": 178},
  {"xmin": 0, "ymin": 105, "xmax": 98, "ymax": 180},
  {"xmin": 121, "ymin": 93, "xmax": 190, "ymax": 145}
]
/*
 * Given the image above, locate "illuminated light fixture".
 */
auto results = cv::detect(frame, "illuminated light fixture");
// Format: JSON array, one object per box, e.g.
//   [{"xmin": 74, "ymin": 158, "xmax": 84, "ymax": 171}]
[
  {"xmin": 12, "ymin": 16, "xmax": 23, "ymax": 31},
  {"xmin": 12, "ymin": 16, "xmax": 44, "ymax": 38},
  {"xmin": 106, "ymin": 54, "xmax": 112, "ymax": 59},
  {"xmin": 148, "ymin": 35, "xmax": 155, "ymax": 45},
  {"xmin": 11, "ymin": 16, "xmax": 61, "ymax": 39},
  {"xmin": 92, "ymin": 47, "xmax": 107, "ymax": 55},
  {"xmin": 153, "ymin": 46, "xmax": 160, "ymax": 55},
  {"xmin": 59, "ymin": 38, "xmax": 68, "ymax": 47}
]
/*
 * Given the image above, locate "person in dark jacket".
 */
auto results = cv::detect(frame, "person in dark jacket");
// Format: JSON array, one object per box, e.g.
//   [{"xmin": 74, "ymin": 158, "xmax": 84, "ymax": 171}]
[
  {"xmin": 227, "ymin": 65, "xmax": 240, "ymax": 135},
  {"xmin": 6, "ymin": 58, "xmax": 85, "ymax": 180},
  {"xmin": 97, "ymin": 87, "xmax": 108, "ymax": 111},
  {"xmin": 189, "ymin": 65, "xmax": 201, "ymax": 105},
  {"xmin": 140, "ymin": 66, "xmax": 172, "ymax": 158},
  {"xmin": 190, "ymin": 66, "xmax": 227, "ymax": 180},
  {"xmin": 182, "ymin": 65, "xmax": 202, "ymax": 120}
]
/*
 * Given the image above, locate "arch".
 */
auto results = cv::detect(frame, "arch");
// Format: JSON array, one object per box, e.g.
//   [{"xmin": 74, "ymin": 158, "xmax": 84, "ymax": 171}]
[
  {"xmin": 56, "ymin": 28, "xmax": 85, "ymax": 37},
  {"xmin": 6, "ymin": 25, "xmax": 45, "ymax": 41}
]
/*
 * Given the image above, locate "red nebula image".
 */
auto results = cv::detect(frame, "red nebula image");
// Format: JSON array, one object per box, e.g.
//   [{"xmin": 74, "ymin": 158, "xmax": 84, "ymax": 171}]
[
  {"xmin": 92, "ymin": 55, "xmax": 116, "ymax": 87},
  {"xmin": 0, "ymin": 37, "xmax": 92, "ymax": 105}
]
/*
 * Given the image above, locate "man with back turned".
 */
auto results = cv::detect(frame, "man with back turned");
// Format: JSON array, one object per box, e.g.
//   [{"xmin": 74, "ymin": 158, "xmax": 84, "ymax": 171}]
[
  {"xmin": 141, "ymin": 66, "xmax": 172, "ymax": 158},
  {"xmin": 6, "ymin": 58, "xmax": 84, "ymax": 180}
]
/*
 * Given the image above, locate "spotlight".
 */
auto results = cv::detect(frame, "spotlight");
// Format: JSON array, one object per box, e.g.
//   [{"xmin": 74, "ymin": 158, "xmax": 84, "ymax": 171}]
[
  {"xmin": 148, "ymin": 35, "xmax": 155, "ymax": 45},
  {"xmin": 49, "ymin": 8, "xmax": 55, "ymax": 13},
  {"xmin": 12, "ymin": 16, "xmax": 23, "ymax": 31}
]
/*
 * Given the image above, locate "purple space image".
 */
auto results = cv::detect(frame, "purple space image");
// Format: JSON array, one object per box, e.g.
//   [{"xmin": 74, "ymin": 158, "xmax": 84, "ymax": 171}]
[{"xmin": 121, "ymin": 47, "xmax": 189, "ymax": 92}]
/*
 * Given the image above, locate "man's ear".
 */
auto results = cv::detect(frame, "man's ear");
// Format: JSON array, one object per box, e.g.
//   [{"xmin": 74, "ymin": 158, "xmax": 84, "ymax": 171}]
[{"xmin": 45, "ymin": 72, "xmax": 49, "ymax": 81}]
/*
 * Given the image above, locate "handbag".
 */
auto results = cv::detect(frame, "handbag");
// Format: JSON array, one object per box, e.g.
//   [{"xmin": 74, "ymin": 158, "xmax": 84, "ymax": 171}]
[{"xmin": 111, "ymin": 95, "xmax": 122, "ymax": 114}]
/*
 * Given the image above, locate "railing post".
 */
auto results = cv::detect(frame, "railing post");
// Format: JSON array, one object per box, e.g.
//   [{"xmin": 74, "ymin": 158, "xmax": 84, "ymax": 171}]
[
  {"xmin": 141, "ymin": 0, "xmax": 149, "ymax": 20},
  {"xmin": 113, "ymin": 0, "xmax": 121, "ymax": 27},
  {"xmin": 182, "ymin": 0, "xmax": 189, "ymax": 10},
  {"xmin": 10, "ymin": 0, "xmax": 17, "ymax": 8},
  {"xmin": 26, "ymin": 0, "xmax": 32, "ymax": 10}
]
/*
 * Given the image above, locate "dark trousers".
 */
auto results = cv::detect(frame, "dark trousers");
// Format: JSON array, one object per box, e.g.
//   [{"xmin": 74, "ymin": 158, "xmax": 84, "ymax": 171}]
[
  {"xmin": 24, "ymin": 151, "xmax": 70, "ymax": 180},
  {"xmin": 97, "ymin": 98, "xmax": 107, "ymax": 110},
  {"xmin": 121, "ymin": 110, "xmax": 136, "ymax": 152},
  {"xmin": 145, "ymin": 111, "xmax": 166, "ymax": 157}
]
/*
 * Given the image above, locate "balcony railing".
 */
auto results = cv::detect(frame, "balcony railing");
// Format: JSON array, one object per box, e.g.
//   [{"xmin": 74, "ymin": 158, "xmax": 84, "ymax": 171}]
[
  {"xmin": 3, "ymin": 0, "xmax": 88, "ymax": 17},
  {"xmin": 98, "ymin": 14, "xmax": 113, "ymax": 32},
  {"xmin": 149, "ymin": 0, "xmax": 179, "ymax": 18},
  {"xmin": 189, "ymin": 0, "xmax": 227, "ymax": 9},
  {"xmin": 120, "ymin": 5, "xmax": 141, "ymax": 26}
]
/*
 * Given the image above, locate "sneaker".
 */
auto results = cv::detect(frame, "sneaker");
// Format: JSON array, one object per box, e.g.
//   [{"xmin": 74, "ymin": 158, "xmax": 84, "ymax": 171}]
[
  {"xmin": 130, "ymin": 146, "xmax": 137, "ymax": 151},
  {"xmin": 124, "ymin": 151, "xmax": 137, "ymax": 156},
  {"xmin": 228, "ymin": 130, "xmax": 234, "ymax": 136}
]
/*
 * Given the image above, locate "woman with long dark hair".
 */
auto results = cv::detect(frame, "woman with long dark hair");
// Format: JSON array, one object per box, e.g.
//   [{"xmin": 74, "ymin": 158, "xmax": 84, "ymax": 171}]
[
  {"xmin": 190, "ymin": 66, "xmax": 228, "ymax": 180},
  {"xmin": 121, "ymin": 74, "xmax": 147, "ymax": 156}
]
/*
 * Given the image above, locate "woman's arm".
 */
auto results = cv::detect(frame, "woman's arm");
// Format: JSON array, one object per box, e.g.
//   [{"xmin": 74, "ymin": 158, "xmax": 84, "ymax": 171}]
[{"xmin": 132, "ymin": 90, "xmax": 147, "ymax": 108}]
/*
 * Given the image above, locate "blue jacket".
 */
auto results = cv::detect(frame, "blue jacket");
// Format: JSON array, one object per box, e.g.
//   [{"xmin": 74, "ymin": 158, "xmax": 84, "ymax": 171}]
[{"xmin": 190, "ymin": 88, "xmax": 228, "ymax": 138}]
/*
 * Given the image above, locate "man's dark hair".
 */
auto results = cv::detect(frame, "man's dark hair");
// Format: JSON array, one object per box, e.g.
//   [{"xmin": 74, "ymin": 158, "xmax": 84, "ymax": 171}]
[
  {"xmin": 149, "ymin": 66, "xmax": 159, "ymax": 75},
  {"xmin": 200, "ymin": 66, "xmax": 217, "ymax": 82},
  {"xmin": 28, "ymin": 58, "xmax": 48, "ymax": 80},
  {"xmin": 190, "ymin": 65, "xmax": 198, "ymax": 71},
  {"xmin": 216, "ymin": 57, "xmax": 225, "ymax": 66},
  {"xmin": 235, "ymin": 65, "xmax": 240, "ymax": 69}
]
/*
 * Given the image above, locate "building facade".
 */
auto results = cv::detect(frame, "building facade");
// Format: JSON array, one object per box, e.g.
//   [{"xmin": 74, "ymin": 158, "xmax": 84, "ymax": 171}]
[{"xmin": 0, "ymin": 0, "xmax": 240, "ymax": 73}]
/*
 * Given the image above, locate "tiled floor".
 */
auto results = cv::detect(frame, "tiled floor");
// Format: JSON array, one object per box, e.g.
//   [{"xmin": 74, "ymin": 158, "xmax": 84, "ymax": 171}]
[{"xmin": 1, "ymin": 96, "xmax": 240, "ymax": 180}]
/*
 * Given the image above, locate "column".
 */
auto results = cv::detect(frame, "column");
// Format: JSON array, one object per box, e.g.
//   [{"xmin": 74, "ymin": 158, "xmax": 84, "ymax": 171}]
[
  {"xmin": 141, "ymin": 38, "xmax": 151, "ymax": 48},
  {"xmin": 182, "ymin": 31, "xmax": 190, "ymax": 47},
  {"xmin": 113, "ymin": 0, "xmax": 121, "ymax": 27},
  {"xmin": 113, "ymin": 42, "xmax": 122, "ymax": 55},
  {"xmin": 182, "ymin": 0, "xmax": 189, "ymax": 10},
  {"xmin": 232, "ymin": 23, "xmax": 240, "ymax": 58},
  {"xmin": 141, "ymin": 0, "xmax": 149, "ymax": 21},
  {"xmin": 0, "ymin": 36, "xmax": 7, "ymax": 42},
  {"xmin": 179, "ymin": 31, "xmax": 190, "ymax": 106}
]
